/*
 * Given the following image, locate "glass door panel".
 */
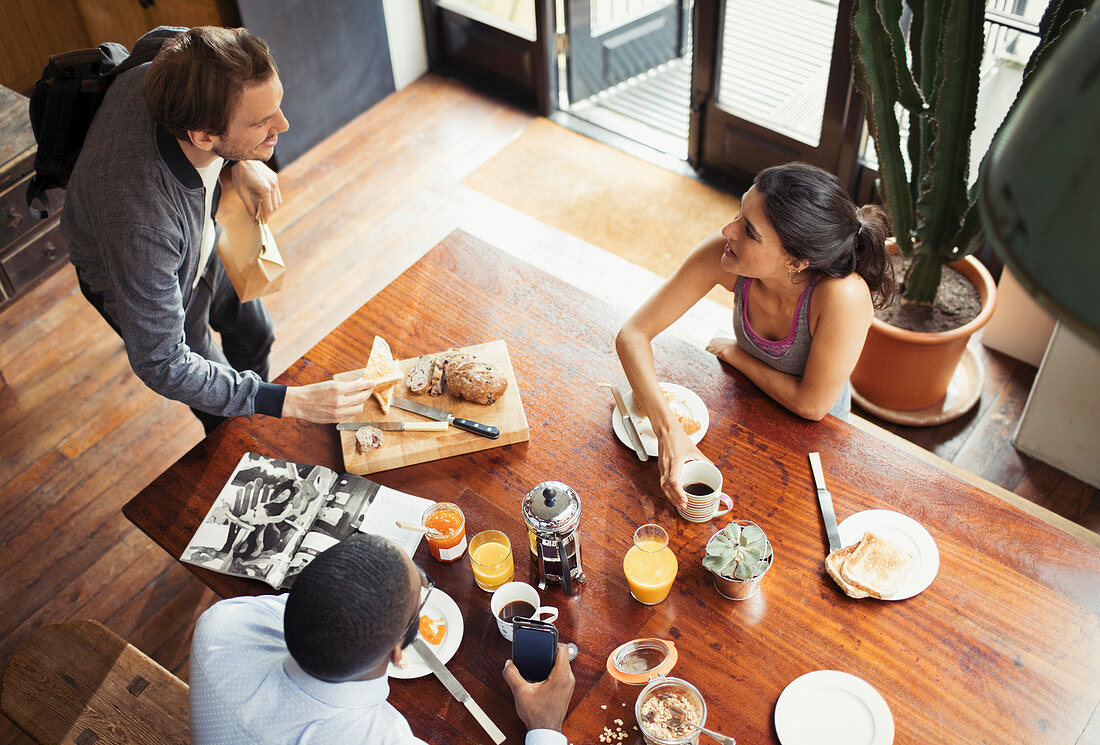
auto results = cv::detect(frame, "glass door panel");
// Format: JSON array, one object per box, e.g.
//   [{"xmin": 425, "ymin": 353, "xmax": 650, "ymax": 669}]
[
  {"xmin": 716, "ymin": 0, "xmax": 839, "ymax": 148},
  {"xmin": 565, "ymin": 0, "xmax": 683, "ymax": 101},
  {"xmin": 691, "ymin": 0, "xmax": 861, "ymax": 188}
]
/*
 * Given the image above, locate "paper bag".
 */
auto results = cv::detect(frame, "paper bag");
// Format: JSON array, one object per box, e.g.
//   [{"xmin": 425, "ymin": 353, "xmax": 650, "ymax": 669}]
[{"xmin": 219, "ymin": 210, "xmax": 285, "ymax": 303}]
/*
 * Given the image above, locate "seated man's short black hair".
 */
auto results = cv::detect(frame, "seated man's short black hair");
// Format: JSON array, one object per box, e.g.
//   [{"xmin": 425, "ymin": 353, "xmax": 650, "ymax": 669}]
[{"xmin": 284, "ymin": 533, "xmax": 415, "ymax": 681}]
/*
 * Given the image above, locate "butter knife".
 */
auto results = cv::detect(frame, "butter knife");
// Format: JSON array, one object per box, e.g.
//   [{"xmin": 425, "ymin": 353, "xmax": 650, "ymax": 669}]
[
  {"xmin": 809, "ymin": 452, "xmax": 841, "ymax": 553},
  {"xmin": 411, "ymin": 638, "xmax": 506, "ymax": 744},
  {"xmin": 601, "ymin": 384, "xmax": 648, "ymax": 462},
  {"xmin": 336, "ymin": 421, "xmax": 449, "ymax": 431}
]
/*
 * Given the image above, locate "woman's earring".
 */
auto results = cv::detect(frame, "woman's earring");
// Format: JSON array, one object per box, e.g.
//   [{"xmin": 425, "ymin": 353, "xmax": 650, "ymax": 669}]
[{"xmin": 787, "ymin": 264, "xmax": 796, "ymax": 277}]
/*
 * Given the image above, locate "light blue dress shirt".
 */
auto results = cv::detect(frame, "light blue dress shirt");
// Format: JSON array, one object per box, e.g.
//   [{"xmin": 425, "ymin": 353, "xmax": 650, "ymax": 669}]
[{"xmin": 189, "ymin": 594, "xmax": 566, "ymax": 745}]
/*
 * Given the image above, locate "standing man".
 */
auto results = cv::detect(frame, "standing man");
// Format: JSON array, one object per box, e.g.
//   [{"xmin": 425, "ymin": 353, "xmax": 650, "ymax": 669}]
[
  {"xmin": 62, "ymin": 27, "xmax": 376, "ymax": 432},
  {"xmin": 190, "ymin": 533, "xmax": 576, "ymax": 743}
]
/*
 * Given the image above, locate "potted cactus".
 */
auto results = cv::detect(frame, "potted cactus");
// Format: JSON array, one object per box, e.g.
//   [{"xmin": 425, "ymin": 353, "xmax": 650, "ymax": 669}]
[
  {"xmin": 702, "ymin": 521, "xmax": 772, "ymax": 600},
  {"xmin": 847, "ymin": 0, "xmax": 1088, "ymax": 413}
]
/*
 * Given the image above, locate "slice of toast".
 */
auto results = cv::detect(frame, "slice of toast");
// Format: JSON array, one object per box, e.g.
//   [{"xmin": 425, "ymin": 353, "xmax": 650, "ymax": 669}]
[
  {"xmin": 839, "ymin": 531, "xmax": 917, "ymax": 599},
  {"xmin": 825, "ymin": 544, "xmax": 869, "ymax": 599},
  {"xmin": 363, "ymin": 336, "xmax": 401, "ymax": 414}
]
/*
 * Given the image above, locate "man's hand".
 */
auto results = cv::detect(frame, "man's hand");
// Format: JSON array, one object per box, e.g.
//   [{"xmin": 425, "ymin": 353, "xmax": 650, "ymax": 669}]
[
  {"xmin": 282, "ymin": 378, "xmax": 378, "ymax": 423},
  {"xmin": 232, "ymin": 160, "xmax": 282, "ymax": 222},
  {"xmin": 503, "ymin": 643, "xmax": 575, "ymax": 732}
]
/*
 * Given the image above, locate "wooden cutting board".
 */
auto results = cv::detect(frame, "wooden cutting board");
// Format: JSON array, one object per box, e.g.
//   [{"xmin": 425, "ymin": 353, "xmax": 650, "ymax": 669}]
[{"xmin": 335, "ymin": 340, "xmax": 529, "ymax": 474}]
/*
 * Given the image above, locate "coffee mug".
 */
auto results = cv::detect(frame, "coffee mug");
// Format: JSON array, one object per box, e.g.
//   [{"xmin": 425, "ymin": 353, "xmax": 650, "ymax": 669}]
[
  {"xmin": 490, "ymin": 581, "xmax": 559, "ymax": 641},
  {"xmin": 677, "ymin": 460, "xmax": 733, "ymax": 523}
]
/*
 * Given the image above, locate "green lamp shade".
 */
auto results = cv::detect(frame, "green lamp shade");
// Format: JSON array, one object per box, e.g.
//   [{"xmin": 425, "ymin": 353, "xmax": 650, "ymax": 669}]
[{"xmin": 979, "ymin": 9, "xmax": 1100, "ymax": 348}]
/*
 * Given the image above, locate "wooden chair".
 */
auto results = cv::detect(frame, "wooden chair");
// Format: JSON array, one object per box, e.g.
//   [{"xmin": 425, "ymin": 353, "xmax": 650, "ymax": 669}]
[{"xmin": 1, "ymin": 620, "xmax": 189, "ymax": 745}]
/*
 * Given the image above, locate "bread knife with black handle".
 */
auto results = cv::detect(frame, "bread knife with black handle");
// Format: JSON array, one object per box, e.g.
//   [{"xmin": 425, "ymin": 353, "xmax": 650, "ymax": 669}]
[
  {"xmin": 391, "ymin": 397, "xmax": 500, "ymax": 439},
  {"xmin": 336, "ymin": 421, "xmax": 449, "ymax": 431}
]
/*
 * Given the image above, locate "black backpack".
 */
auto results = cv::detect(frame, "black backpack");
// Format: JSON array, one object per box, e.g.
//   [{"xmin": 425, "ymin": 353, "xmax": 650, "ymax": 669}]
[{"xmin": 26, "ymin": 26, "xmax": 185, "ymax": 219}]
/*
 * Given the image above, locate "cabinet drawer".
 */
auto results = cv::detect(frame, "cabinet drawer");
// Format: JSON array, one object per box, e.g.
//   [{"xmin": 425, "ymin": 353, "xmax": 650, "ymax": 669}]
[
  {"xmin": 0, "ymin": 171, "xmax": 64, "ymax": 251},
  {"xmin": 1, "ymin": 219, "xmax": 69, "ymax": 293}
]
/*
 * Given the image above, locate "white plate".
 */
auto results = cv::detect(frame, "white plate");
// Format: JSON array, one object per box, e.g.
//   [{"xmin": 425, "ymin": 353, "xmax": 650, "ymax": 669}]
[
  {"xmin": 836, "ymin": 509, "xmax": 940, "ymax": 600},
  {"xmin": 775, "ymin": 670, "xmax": 894, "ymax": 745},
  {"xmin": 388, "ymin": 589, "xmax": 464, "ymax": 679},
  {"xmin": 611, "ymin": 383, "xmax": 709, "ymax": 457}
]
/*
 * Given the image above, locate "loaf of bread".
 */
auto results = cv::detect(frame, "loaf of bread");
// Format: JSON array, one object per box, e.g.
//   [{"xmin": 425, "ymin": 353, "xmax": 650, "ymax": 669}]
[{"xmin": 446, "ymin": 358, "xmax": 508, "ymax": 405}]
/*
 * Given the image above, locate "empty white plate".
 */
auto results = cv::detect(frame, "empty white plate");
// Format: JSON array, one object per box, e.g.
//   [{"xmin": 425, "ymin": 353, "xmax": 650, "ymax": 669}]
[{"xmin": 775, "ymin": 670, "xmax": 894, "ymax": 745}]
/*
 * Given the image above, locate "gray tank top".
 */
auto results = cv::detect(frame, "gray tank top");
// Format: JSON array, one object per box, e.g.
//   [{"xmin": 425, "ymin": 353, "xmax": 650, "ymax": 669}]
[{"xmin": 732, "ymin": 275, "xmax": 851, "ymax": 420}]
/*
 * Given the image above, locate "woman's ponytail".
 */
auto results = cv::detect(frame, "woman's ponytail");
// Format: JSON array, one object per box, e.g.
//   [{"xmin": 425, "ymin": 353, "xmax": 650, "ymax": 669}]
[{"xmin": 853, "ymin": 204, "xmax": 894, "ymax": 309}]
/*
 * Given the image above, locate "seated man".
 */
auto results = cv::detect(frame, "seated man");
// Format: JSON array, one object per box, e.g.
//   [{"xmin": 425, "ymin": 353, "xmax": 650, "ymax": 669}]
[{"xmin": 190, "ymin": 533, "xmax": 574, "ymax": 744}]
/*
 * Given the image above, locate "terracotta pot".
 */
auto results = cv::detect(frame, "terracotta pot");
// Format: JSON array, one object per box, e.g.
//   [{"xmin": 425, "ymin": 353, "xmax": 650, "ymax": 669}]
[{"xmin": 851, "ymin": 255, "xmax": 997, "ymax": 411}]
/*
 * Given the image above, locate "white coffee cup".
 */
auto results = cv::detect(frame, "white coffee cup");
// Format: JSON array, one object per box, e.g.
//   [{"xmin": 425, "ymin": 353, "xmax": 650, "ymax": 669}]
[
  {"xmin": 490, "ymin": 581, "xmax": 559, "ymax": 641},
  {"xmin": 678, "ymin": 460, "xmax": 733, "ymax": 523}
]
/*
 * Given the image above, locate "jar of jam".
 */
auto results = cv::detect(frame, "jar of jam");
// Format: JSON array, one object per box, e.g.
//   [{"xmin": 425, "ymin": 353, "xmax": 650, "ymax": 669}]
[{"xmin": 422, "ymin": 502, "xmax": 467, "ymax": 562}]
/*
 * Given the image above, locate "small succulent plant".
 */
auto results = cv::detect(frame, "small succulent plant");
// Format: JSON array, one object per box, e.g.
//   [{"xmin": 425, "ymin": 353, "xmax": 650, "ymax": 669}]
[{"xmin": 703, "ymin": 522, "xmax": 772, "ymax": 581}]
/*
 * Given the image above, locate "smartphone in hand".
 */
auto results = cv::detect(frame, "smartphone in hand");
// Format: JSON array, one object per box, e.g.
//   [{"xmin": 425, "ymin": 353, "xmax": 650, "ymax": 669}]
[{"xmin": 511, "ymin": 617, "xmax": 558, "ymax": 682}]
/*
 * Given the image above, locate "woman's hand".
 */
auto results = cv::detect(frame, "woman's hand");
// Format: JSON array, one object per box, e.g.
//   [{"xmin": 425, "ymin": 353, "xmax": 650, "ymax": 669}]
[
  {"xmin": 706, "ymin": 336, "xmax": 741, "ymax": 367},
  {"xmin": 656, "ymin": 425, "xmax": 708, "ymax": 511},
  {"xmin": 231, "ymin": 160, "xmax": 282, "ymax": 222}
]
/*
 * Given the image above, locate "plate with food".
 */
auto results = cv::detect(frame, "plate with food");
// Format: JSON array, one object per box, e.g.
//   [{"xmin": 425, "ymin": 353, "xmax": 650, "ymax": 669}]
[
  {"xmin": 831, "ymin": 510, "xmax": 939, "ymax": 600},
  {"xmin": 611, "ymin": 382, "xmax": 709, "ymax": 457},
  {"xmin": 388, "ymin": 588, "xmax": 464, "ymax": 679},
  {"xmin": 775, "ymin": 670, "xmax": 894, "ymax": 745}
]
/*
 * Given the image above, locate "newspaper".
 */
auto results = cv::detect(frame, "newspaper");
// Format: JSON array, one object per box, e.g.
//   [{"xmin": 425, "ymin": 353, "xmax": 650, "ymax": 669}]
[{"xmin": 181, "ymin": 452, "xmax": 432, "ymax": 589}]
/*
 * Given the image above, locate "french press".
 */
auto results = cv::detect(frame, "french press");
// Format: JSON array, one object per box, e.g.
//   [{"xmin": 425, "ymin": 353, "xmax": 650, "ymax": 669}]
[{"xmin": 521, "ymin": 481, "xmax": 586, "ymax": 595}]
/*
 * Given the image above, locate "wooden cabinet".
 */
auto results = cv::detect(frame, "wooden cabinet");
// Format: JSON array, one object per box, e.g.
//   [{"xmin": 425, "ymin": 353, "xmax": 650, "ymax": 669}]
[{"xmin": 0, "ymin": 86, "xmax": 68, "ymax": 310}]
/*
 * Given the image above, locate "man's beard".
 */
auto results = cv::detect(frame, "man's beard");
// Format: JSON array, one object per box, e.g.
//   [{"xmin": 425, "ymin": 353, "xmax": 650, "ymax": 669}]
[{"xmin": 212, "ymin": 141, "xmax": 273, "ymax": 162}]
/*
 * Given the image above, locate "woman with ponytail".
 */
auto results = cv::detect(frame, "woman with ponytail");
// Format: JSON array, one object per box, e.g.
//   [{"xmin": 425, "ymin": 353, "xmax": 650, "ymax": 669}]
[{"xmin": 616, "ymin": 162, "xmax": 893, "ymax": 509}]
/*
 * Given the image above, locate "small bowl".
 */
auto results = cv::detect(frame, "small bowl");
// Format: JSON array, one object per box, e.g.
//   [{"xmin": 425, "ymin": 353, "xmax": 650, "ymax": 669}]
[
  {"xmin": 606, "ymin": 638, "xmax": 678, "ymax": 684},
  {"xmin": 634, "ymin": 676, "xmax": 707, "ymax": 745}
]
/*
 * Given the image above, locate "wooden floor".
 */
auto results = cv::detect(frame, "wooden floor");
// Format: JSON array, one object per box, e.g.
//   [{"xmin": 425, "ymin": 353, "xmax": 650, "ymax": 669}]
[{"xmin": 0, "ymin": 73, "xmax": 1095, "ymax": 743}]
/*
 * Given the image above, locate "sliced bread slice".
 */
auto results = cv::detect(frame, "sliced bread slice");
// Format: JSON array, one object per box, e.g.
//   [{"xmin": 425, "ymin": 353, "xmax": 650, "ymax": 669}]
[
  {"xmin": 839, "ymin": 531, "xmax": 916, "ymax": 599},
  {"xmin": 825, "ymin": 544, "xmax": 869, "ymax": 599},
  {"xmin": 363, "ymin": 336, "xmax": 401, "ymax": 414}
]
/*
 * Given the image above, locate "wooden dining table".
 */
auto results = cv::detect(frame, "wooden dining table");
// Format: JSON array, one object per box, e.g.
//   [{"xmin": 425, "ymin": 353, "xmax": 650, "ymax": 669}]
[{"xmin": 123, "ymin": 228, "xmax": 1100, "ymax": 745}]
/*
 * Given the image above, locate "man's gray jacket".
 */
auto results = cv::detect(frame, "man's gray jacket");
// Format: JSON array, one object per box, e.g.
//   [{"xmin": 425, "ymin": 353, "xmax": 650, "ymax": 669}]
[{"xmin": 62, "ymin": 63, "xmax": 284, "ymax": 418}]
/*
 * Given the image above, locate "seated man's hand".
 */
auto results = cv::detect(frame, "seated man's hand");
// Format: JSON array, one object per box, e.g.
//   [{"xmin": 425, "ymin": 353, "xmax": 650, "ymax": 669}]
[
  {"xmin": 282, "ymin": 378, "xmax": 378, "ymax": 423},
  {"xmin": 503, "ymin": 643, "xmax": 575, "ymax": 733},
  {"xmin": 232, "ymin": 160, "xmax": 282, "ymax": 222}
]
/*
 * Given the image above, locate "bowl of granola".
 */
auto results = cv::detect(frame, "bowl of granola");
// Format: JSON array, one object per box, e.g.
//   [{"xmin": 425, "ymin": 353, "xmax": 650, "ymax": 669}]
[{"xmin": 635, "ymin": 676, "xmax": 707, "ymax": 744}]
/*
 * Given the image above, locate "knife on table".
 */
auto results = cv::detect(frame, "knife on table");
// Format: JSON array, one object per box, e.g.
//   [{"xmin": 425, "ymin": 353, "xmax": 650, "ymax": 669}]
[
  {"xmin": 336, "ymin": 421, "xmax": 449, "ymax": 431},
  {"xmin": 601, "ymin": 384, "xmax": 648, "ymax": 461},
  {"xmin": 412, "ymin": 637, "xmax": 506, "ymax": 744},
  {"xmin": 392, "ymin": 397, "xmax": 500, "ymax": 439},
  {"xmin": 808, "ymin": 452, "xmax": 842, "ymax": 553}
]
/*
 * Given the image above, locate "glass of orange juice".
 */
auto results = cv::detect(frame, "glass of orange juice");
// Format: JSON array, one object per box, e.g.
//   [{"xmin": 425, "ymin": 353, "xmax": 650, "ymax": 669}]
[
  {"xmin": 469, "ymin": 530, "xmax": 514, "ymax": 591},
  {"xmin": 623, "ymin": 524, "xmax": 678, "ymax": 605}
]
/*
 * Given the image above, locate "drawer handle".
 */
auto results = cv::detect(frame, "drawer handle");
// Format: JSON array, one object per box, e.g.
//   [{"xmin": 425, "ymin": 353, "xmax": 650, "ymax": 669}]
[
  {"xmin": 5, "ymin": 207, "xmax": 22, "ymax": 228},
  {"xmin": 45, "ymin": 242, "xmax": 58, "ymax": 261}
]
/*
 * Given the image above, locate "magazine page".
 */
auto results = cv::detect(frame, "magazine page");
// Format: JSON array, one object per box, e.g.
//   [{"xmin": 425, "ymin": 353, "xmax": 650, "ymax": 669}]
[
  {"xmin": 279, "ymin": 475, "xmax": 435, "ymax": 588},
  {"xmin": 280, "ymin": 472, "xmax": 382, "ymax": 588},
  {"xmin": 181, "ymin": 452, "xmax": 338, "ymax": 587},
  {"xmin": 357, "ymin": 482, "xmax": 434, "ymax": 557}
]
